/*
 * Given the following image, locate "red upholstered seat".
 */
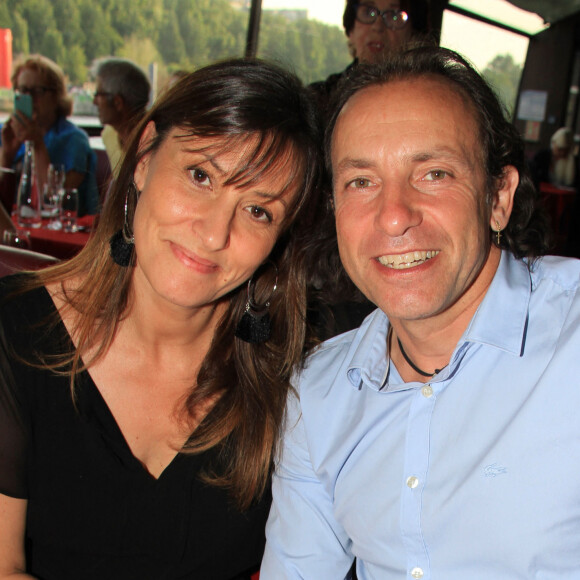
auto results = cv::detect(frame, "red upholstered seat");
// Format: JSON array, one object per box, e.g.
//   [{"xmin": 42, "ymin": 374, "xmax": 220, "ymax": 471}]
[{"xmin": 0, "ymin": 245, "xmax": 59, "ymax": 278}]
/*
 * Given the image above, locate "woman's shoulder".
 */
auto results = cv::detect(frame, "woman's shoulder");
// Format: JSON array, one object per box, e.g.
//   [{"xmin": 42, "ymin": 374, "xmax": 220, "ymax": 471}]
[{"xmin": 0, "ymin": 273, "xmax": 56, "ymax": 332}]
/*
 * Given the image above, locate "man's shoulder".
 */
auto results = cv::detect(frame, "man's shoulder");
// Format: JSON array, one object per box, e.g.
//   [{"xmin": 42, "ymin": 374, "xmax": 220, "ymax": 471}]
[{"xmin": 530, "ymin": 255, "xmax": 580, "ymax": 293}]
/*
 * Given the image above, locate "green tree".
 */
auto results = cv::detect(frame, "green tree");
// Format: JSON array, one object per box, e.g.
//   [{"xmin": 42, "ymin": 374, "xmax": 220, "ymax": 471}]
[
  {"xmin": 482, "ymin": 53, "xmax": 523, "ymax": 117},
  {"xmin": 158, "ymin": 11, "xmax": 186, "ymax": 65}
]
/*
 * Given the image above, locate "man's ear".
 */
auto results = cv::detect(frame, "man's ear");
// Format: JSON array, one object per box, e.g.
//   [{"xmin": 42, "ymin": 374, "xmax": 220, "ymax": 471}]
[
  {"xmin": 133, "ymin": 121, "xmax": 157, "ymax": 191},
  {"xmin": 113, "ymin": 94, "xmax": 125, "ymax": 113},
  {"xmin": 490, "ymin": 165, "xmax": 518, "ymax": 231}
]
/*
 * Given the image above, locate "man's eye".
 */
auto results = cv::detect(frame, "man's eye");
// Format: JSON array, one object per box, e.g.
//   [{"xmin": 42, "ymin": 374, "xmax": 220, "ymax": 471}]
[
  {"xmin": 425, "ymin": 170, "xmax": 448, "ymax": 181},
  {"xmin": 347, "ymin": 177, "xmax": 372, "ymax": 189},
  {"xmin": 190, "ymin": 168, "xmax": 210, "ymax": 186}
]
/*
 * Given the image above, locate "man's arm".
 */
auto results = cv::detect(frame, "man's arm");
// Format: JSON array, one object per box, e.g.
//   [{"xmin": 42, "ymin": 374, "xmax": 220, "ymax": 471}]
[{"xmin": 261, "ymin": 393, "xmax": 354, "ymax": 579}]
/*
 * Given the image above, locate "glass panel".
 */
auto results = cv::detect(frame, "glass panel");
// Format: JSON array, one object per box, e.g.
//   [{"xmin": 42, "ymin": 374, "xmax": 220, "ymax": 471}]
[
  {"xmin": 258, "ymin": 0, "xmax": 350, "ymax": 84},
  {"xmin": 0, "ymin": 0, "xmax": 254, "ymax": 118},
  {"xmin": 448, "ymin": 0, "xmax": 548, "ymax": 35},
  {"xmin": 441, "ymin": 9, "xmax": 529, "ymax": 116}
]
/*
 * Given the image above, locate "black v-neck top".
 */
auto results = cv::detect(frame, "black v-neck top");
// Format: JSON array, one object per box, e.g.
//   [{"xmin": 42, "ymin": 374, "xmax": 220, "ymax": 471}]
[{"xmin": 0, "ymin": 274, "xmax": 270, "ymax": 580}]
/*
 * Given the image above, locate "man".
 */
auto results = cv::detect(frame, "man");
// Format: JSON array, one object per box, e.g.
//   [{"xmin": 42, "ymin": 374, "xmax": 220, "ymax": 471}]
[
  {"xmin": 310, "ymin": 0, "xmax": 430, "ymax": 110},
  {"xmin": 92, "ymin": 57, "xmax": 150, "ymax": 176},
  {"xmin": 261, "ymin": 47, "xmax": 580, "ymax": 578}
]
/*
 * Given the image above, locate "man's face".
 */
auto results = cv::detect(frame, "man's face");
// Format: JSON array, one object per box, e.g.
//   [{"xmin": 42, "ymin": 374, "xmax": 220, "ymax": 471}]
[
  {"xmin": 93, "ymin": 77, "xmax": 121, "ymax": 126},
  {"xmin": 331, "ymin": 77, "xmax": 506, "ymax": 325},
  {"xmin": 347, "ymin": 0, "xmax": 413, "ymax": 64}
]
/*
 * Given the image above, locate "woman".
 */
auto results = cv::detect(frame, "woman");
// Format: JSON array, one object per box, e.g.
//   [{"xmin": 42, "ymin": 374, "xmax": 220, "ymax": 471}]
[
  {"xmin": 0, "ymin": 54, "xmax": 99, "ymax": 216},
  {"xmin": 0, "ymin": 58, "xmax": 322, "ymax": 579},
  {"xmin": 309, "ymin": 0, "xmax": 430, "ymax": 113}
]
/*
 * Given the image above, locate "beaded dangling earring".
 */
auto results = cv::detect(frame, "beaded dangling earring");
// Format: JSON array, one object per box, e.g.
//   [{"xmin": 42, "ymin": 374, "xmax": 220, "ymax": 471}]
[
  {"xmin": 109, "ymin": 182, "xmax": 138, "ymax": 267},
  {"xmin": 235, "ymin": 263, "xmax": 279, "ymax": 344}
]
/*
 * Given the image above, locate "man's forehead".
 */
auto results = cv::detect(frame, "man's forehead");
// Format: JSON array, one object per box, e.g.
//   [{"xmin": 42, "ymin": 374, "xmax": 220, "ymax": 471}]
[
  {"xmin": 331, "ymin": 76, "xmax": 485, "ymax": 178},
  {"xmin": 335, "ymin": 77, "xmax": 481, "ymax": 146}
]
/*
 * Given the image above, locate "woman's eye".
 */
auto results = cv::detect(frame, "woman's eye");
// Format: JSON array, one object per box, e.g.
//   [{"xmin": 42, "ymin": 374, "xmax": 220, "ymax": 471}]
[
  {"xmin": 190, "ymin": 168, "xmax": 211, "ymax": 186},
  {"xmin": 246, "ymin": 205, "xmax": 272, "ymax": 223},
  {"xmin": 347, "ymin": 177, "xmax": 372, "ymax": 189},
  {"xmin": 424, "ymin": 169, "xmax": 448, "ymax": 181}
]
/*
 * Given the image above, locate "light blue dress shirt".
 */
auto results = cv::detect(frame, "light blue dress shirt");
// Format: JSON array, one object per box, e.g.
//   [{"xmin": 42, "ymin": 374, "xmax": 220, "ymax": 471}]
[{"xmin": 262, "ymin": 252, "xmax": 580, "ymax": 579}]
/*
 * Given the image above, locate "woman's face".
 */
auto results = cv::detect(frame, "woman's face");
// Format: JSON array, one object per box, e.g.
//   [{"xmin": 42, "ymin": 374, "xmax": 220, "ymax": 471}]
[
  {"xmin": 348, "ymin": 0, "xmax": 414, "ymax": 64},
  {"xmin": 132, "ymin": 123, "xmax": 300, "ymax": 313},
  {"xmin": 15, "ymin": 68, "xmax": 59, "ymax": 129}
]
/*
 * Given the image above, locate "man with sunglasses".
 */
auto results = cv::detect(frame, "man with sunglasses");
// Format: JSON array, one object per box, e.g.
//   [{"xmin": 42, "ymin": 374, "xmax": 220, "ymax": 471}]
[{"xmin": 0, "ymin": 55, "xmax": 98, "ymax": 217}]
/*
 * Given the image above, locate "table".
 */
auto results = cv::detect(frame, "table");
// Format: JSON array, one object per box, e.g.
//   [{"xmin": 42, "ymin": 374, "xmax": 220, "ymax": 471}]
[{"xmin": 12, "ymin": 214, "xmax": 96, "ymax": 260}]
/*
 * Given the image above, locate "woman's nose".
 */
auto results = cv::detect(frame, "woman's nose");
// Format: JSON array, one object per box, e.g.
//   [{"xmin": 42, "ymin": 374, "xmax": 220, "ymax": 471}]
[{"xmin": 194, "ymin": 204, "xmax": 234, "ymax": 251}]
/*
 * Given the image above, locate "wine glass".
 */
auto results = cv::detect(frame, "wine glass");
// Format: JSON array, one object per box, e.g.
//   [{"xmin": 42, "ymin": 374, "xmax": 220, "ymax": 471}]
[
  {"xmin": 44, "ymin": 164, "xmax": 65, "ymax": 229},
  {"xmin": 60, "ymin": 189, "xmax": 79, "ymax": 233},
  {"xmin": 2, "ymin": 229, "xmax": 31, "ymax": 249}
]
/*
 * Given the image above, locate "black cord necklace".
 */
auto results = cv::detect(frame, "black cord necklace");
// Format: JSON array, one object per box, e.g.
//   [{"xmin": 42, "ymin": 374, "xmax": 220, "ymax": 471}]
[{"xmin": 396, "ymin": 336, "xmax": 447, "ymax": 378}]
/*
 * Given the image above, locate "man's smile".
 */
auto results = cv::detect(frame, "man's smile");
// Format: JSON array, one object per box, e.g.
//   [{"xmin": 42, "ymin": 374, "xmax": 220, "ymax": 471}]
[{"xmin": 377, "ymin": 250, "xmax": 440, "ymax": 269}]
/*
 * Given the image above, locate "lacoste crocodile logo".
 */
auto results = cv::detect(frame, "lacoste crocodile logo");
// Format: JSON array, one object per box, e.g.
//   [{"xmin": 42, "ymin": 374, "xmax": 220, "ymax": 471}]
[{"xmin": 483, "ymin": 463, "xmax": 507, "ymax": 478}]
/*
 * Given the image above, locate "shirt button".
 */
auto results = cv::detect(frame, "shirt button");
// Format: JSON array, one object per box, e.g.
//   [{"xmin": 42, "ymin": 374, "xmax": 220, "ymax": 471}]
[
  {"xmin": 411, "ymin": 567, "xmax": 424, "ymax": 579},
  {"xmin": 421, "ymin": 385, "xmax": 433, "ymax": 398},
  {"xmin": 406, "ymin": 476, "xmax": 419, "ymax": 489}
]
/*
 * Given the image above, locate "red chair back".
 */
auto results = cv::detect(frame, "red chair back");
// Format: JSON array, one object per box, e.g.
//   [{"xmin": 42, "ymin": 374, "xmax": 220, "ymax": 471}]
[{"xmin": 0, "ymin": 245, "xmax": 59, "ymax": 278}]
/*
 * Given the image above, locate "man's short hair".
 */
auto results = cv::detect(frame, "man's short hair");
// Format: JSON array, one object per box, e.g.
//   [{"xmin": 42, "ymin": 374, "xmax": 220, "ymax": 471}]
[
  {"xmin": 93, "ymin": 57, "xmax": 151, "ymax": 115},
  {"xmin": 342, "ymin": 0, "xmax": 430, "ymax": 37},
  {"xmin": 325, "ymin": 46, "xmax": 552, "ymax": 260}
]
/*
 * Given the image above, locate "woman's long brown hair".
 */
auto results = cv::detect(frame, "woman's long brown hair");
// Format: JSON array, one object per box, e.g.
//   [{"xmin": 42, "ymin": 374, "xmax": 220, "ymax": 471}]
[{"xmin": 25, "ymin": 58, "xmax": 324, "ymax": 509}]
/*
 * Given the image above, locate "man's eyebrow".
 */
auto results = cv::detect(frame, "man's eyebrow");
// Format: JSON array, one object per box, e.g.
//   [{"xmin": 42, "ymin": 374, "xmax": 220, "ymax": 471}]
[
  {"xmin": 409, "ymin": 148, "xmax": 476, "ymax": 169},
  {"xmin": 335, "ymin": 149, "xmax": 476, "ymax": 173},
  {"xmin": 334, "ymin": 157, "xmax": 378, "ymax": 174}
]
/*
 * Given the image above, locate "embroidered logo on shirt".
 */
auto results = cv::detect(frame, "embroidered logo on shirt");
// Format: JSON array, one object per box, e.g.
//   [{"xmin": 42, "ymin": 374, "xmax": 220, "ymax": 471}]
[{"xmin": 483, "ymin": 463, "xmax": 507, "ymax": 478}]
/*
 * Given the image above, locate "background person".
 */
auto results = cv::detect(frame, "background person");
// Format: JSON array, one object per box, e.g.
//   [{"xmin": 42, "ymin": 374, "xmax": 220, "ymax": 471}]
[
  {"xmin": 309, "ymin": 0, "xmax": 430, "ymax": 110},
  {"xmin": 0, "ymin": 54, "xmax": 99, "ymax": 216},
  {"xmin": 531, "ymin": 126, "xmax": 577, "ymax": 187},
  {"xmin": 306, "ymin": 0, "xmax": 432, "ymax": 341},
  {"xmin": 260, "ymin": 47, "xmax": 580, "ymax": 579},
  {"xmin": 0, "ymin": 58, "xmax": 322, "ymax": 580},
  {"xmin": 92, "ymin": 57, "xmax": 151, "ymax": 177}
]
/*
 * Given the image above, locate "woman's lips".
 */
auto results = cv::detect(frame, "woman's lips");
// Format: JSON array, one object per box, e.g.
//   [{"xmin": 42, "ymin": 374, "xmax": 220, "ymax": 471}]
[{"xmin": 170, "ymin": 242, "xmax": 219, "ymax": 273}]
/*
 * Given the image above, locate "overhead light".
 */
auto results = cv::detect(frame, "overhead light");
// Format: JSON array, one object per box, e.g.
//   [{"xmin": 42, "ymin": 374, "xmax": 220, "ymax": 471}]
[{"xmin": 448, "ymin": 0, "xmax": 549, "ymax": 35}]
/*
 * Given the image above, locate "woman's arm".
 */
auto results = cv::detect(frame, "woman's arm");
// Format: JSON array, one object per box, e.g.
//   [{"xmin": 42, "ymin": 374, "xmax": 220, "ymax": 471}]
[{"xmin": 0, "ymin": 494, "xmax": 35, "ymax": 579}]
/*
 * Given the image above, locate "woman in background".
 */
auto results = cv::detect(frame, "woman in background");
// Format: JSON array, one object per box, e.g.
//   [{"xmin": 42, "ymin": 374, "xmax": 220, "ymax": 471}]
[
  {"xmin": 0, "ymin": 58, "xmax": 322, "ymax": 580},
  {"xmin": 0, "ymin": 54, "xmax": 99, "ymax": 216}
]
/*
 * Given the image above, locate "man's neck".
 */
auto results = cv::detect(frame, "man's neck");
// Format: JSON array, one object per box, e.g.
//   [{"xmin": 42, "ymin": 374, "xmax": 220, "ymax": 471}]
[{"xmin": 389, "ymin": 246, "xmax": 502, "ymax": 382}]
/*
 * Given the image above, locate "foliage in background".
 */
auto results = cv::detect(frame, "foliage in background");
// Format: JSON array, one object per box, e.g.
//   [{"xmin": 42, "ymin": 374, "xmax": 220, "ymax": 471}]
[
  {"xmin": 482, "ymin": 53, "xmax": 523, "ymax": 118},
  {"xmin": 0, "ymin": 0, "xmax": 351, "ymax": 86}
]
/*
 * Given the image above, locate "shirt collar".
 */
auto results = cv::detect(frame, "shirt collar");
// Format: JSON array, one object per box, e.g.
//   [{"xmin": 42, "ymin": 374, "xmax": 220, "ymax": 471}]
[
  {"xmin": 344, "ymin": 252, "xmax": 531, "ymax": 391},
  {"xmin": 462, "ymin": 251, "xmax": 531, "ymax": 356}
]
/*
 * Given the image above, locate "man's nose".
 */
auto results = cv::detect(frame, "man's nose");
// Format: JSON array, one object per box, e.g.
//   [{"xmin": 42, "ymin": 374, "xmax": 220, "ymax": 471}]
[{"xmin": 375, "ymin": 183, "xmax": 422, "ymax": 237}]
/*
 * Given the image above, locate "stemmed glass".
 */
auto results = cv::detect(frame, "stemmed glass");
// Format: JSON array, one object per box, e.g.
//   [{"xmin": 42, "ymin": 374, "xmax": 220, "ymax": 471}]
[{"xmin": 43, "ymin": 164, "xmax": 65, "ymax": 230}]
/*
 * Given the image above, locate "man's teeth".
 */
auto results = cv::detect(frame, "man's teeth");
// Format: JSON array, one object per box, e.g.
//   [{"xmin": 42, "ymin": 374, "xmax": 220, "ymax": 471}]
[{"xmin": 378, "ymin": 250, "xmax": 440, "ymax": 269}]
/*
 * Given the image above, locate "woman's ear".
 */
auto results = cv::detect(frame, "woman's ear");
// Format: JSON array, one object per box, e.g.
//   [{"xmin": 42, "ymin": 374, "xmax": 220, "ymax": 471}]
[
  {"xmin": 134, "ymin": 121, "xmax": 157, "ymax": 191},
  {"xmin": 490, "ymin": 165, "xmax": 518, "ymax": 232}
]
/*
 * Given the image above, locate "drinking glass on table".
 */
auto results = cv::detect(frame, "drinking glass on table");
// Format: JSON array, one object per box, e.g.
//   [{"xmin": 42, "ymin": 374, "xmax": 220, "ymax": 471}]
[
  {"xmin": 60, "ymin": 188, "xmax": 79, "ymax": 233},
  {"xmin": 2, "ymin": 229, "xmax": 31, "ymax": 249},
  {"xmin": 43, "ymin": 164, "xmax": 65, "ymax": 229}
]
